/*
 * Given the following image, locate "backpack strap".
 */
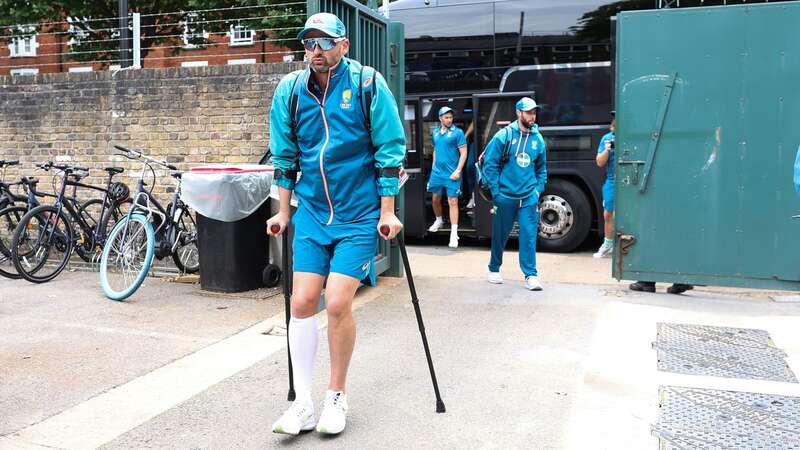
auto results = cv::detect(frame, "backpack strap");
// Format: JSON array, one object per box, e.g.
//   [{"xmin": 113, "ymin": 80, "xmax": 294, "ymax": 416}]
[
  {"xmin": 260, "ymin": 71, "xmax": 303, "ymax": 165},
  {"xmin": 288, "ymin": 70, "xmax": 304, "ymax": 143},
  {"xmin": 359, "ymin": 65, "xmax": 376, "ymax": 136},
  {"xmin": 499, "ymin": 126, "xmax": 514, "ymax": 169}
]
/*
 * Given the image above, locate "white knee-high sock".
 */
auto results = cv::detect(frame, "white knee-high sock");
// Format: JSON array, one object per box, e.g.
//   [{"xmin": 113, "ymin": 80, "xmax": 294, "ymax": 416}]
[{"xmin": 288, "ymin": 315, "xmax": 319, "ymax": 401}]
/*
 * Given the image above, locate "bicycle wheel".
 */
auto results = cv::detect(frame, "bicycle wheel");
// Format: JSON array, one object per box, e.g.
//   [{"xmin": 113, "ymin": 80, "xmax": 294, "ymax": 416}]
[
  {"xmin": 75, "ymin": 199, "xmax": 105, "ymax": 263},
  {"xmin": 0, "ymin": 205, "xmax": 26, "ymax": 279},
  {"xmin": 171, "ymin": 206, "xmax": 199, "ymax": 274},
  {"xmin": 99, "ymin": 214, "xmax": 155, "ymax": 301},
  {"xmin": 98, "ymin": 198, "xmax": 133, "ymax": 241},
  {"xmin": 11, "ymin": 205, "xmax": 74, "ymax": 283}
]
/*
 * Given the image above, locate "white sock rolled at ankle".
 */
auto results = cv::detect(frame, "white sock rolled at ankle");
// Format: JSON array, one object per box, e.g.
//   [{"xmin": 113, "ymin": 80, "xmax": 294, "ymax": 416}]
[
  {"xmin": 451, "ymin": 224, "xmax": 458, "ymax": 235},
  {"xmin": 288, "ymin": 315, "xmax": 319, "ymax": 400}
]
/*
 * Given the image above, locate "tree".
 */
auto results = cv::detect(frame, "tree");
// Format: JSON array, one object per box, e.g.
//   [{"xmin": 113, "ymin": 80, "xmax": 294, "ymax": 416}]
[
  {"xmin": 0, "ymin": 0, "xmax": 305, "ymax": 66},
  {"xmin": 569, "ymin": 0, "xmax": 652, "ymax": 42}
]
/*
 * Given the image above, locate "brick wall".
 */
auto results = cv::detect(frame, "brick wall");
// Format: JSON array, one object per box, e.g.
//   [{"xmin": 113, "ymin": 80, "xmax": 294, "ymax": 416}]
[{"xmin": 0, "ymin": 62, "xmax": 302, "ymax": 203}]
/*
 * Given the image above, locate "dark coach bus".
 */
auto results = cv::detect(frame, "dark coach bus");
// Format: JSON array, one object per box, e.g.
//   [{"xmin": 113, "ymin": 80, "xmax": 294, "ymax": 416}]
[{"xmin": 388, "ymin": 0, "xmax": 784, "ymax": 252}]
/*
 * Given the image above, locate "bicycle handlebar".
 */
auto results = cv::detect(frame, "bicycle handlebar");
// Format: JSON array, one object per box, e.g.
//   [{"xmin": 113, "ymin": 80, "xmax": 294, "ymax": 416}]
[{"xmin": 114, "ymin": 144, "xmax": 175, "ymax": 170}]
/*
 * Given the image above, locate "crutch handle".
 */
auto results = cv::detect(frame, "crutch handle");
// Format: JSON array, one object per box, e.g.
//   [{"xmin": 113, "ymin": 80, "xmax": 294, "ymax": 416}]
[
  {"xmin": 379, "ymin": 225, "xmax": 390, "ymax": 237},
  {"xmin": 270, "ymin": 224, "xmax": 281, "ymax": 234}
]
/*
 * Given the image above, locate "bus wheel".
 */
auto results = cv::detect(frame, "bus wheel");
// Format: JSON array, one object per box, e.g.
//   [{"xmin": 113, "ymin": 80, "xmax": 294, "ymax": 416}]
[{"xmin": 537, "ymin": 179, "xmax": 591, "ymax": 253}]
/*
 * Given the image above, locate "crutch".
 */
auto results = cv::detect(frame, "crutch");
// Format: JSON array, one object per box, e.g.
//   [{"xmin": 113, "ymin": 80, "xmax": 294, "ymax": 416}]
[
  {"xmin": 380, "ymin": 225, "xmax": 446, "ymax": 413},
  {"xmin": 271, "ymin": 223, "xmax": 295, "ymax": 402}
]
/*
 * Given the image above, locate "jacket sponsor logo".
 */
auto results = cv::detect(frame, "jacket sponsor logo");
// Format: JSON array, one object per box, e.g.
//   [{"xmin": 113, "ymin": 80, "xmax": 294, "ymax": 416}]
[
  {"xmin": 531, "ymin": 141, "xmax": 538, "ymax": 150},
  {"xmin": 363, "ymin": 76, "xmax": 373, "ymax": 88},
  {"xmin": 341, "ymin": 88, "xmax": 352, "ymax": 109},
  {"xmin": 512, "ymin": 139, "xmax": 517, "ymax": 145},
  {"xmin": 361, "ymin": 260, "xmax": 370, "ymax": 272},
  {"xmin": 516, "ymin": 152, "xmax": 531, "ymax": 168}
]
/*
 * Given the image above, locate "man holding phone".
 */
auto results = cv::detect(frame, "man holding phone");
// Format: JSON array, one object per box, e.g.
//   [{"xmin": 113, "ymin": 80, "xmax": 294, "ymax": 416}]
[{"xmin": 593, "ymin": 113, "xmax": 616, "ymax": 258}]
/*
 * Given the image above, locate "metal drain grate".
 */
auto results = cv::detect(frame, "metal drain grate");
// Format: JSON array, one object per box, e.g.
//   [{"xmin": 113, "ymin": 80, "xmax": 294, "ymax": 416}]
[
  {"xmin": 654, "ymin": 323, "xmax": 797, "ymax": 382},
  {"xmin": 654, "ymin": 386, "xmax": 800, "ymax": 450}
]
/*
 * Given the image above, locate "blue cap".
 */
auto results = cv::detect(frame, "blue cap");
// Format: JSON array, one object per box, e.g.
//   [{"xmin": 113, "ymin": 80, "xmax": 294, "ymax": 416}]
[
  {"xmin": 438, "ymin": 106, "xmax": 454, "ymax": 116},
  {"xmin": 515, "ymin": 97, "xmax": 539, "ymax": 112},
  {"xmin": 297, "ymin": 13, "xmax": 346, "ymax": 40}
]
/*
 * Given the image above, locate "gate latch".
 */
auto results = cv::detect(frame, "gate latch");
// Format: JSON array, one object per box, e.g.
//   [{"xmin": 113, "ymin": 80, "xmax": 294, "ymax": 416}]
[
  {"xmin": 619, "ymin": 234, "xmax": 636, "ymax": 254},
  {"xmin": 615, "ymin": 234, "xmax": 636, "ymax": 277},
  {"xmin": 618, "ymin": 159, "xmax": 645, "ymax": 185}
]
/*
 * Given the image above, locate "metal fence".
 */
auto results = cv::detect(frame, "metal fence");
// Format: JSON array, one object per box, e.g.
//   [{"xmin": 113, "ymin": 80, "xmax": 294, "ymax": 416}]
[{"xmin": 0, "ymin": 2, "xmax": 308, "ymax": 76}]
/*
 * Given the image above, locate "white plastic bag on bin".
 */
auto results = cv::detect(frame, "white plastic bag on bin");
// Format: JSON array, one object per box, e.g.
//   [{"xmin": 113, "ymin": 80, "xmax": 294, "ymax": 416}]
[{"xmin": 181, "ymin": 164, "xmax": 274, "ymax": 222}]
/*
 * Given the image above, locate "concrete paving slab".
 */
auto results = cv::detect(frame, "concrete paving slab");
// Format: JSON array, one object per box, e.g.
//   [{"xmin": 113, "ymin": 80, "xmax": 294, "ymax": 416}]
[
  {"xmin": 103, "ymin": 278, "xmax": 604, "ymax": 450},
  {"xmin": 0, "ymin": 271, "xmax": 283, "ymax": 437}
]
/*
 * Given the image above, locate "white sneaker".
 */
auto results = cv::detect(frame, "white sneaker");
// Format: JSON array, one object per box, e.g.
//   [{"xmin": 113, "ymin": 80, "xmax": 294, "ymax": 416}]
[
  {"xmin": 466, "ymin": 196, "xmax": 475, "ymax": 209},
  {"xmin": 593, "ymin": 241, "xmax": 614, "ymax": 258},
  {"xmin": 448, "ymin": 234, "xmax": 459, "ymax": 248},
  {"xmin": 487, "ymin": 270, "xmax": 503, "ymax": 284},
  {"xmin": 272, "ymin": 396, "xmax": 316, "ymax": 435},
  {"xmin": 316, "ymin": 390, "xmax": 348, "ymax": 435},
  {"xmin": 428, "ymin": 218, "xmax": 444, "ymax": 232},
  {"xmin": 525, "ymin": 276, "xmax": 543, "ymax": 291}
]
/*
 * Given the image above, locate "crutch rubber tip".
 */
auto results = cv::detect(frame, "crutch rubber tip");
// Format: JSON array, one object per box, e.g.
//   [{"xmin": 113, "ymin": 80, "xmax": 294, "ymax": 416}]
[
  {"xmin": 270, "ymin": 224, "xmax": 281, "ymax": 234},
  {"xmin": 436, "ymin": 400, "xmax": 446, "ymax": 413},
  {"xmin": 287, "ymin": 390, "xmax": 296, "ymax": 402},
  {"xmin": 379, "ymin": 225, "xmax": 390, "ymax": 236}
]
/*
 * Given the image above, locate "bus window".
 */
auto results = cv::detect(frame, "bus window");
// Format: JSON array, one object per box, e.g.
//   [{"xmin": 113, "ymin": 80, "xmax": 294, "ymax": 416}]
[
  {"xmin": 474, "ymin": 98, "xmax": 518, "ymax": 150},
  {"xmin": 404, "ymin": 103, "xmax": 419, "ymax": 170},
  {"xmin": 543, "ymin": 135, "xmax": 593, "ymax": 152}
]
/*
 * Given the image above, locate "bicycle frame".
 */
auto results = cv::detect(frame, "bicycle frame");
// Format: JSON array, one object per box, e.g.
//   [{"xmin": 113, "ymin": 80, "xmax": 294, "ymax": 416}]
[
  {"xmin": 34, "ymin": 169, "xmax": 117, "ymax": 255},
  {"xmin": 116, "ymin": 147, "xmax": 184, "ymax": 258}
]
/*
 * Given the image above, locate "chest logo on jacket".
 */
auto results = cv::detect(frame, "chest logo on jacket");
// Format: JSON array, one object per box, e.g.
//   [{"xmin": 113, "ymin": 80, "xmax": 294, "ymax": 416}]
[
  {"xmin": 516, "ymin": 152, "xmax": 531, "ymax": 168},
  {"xmin": 341, "ymin": 88, "xmax": 352, "ymax": 109}
]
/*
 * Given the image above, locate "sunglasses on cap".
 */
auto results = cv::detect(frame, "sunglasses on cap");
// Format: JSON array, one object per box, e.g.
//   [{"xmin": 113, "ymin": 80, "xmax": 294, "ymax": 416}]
[{"xmin": 301, "ymin": 37, "xmax": 345, "ymax": 51}]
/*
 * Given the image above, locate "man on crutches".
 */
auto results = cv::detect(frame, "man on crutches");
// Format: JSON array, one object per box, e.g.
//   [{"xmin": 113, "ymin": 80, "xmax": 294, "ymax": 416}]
[{"xmin": 266, "ymin": 13, "xmax": 405, "ymax": 436}]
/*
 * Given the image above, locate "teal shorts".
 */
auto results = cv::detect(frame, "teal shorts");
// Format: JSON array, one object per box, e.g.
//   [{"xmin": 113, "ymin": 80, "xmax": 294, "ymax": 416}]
[
  {"xmin": 292, "ymin": 206, "xmax": 378, "ymax": 285},
  {"xmin": 427, "ymin": 175, "xmax": 461, "ymax": 198}
]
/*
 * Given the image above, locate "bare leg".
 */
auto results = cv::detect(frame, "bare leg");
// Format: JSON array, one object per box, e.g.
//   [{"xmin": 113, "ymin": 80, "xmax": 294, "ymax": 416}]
[
  {"xmin": 447, "ymin": 196, "xmax": 459, "ymax": 228},
  {"xmin": 325, "ymin": 272, "xmax": 361, "ymax": 392},
  {"xmin": 431, "ymin": 193, "xmax": 443, "ymax": 219},
  {"xmin": 603, "ymin": 211, "xmax": 614, "ymax": 238}
]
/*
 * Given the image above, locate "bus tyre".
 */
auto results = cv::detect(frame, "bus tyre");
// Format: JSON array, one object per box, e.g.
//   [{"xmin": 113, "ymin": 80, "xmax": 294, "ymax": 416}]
[{"xmin": 537, "ymin": 179, "xmax": 592, "ymax": 253}]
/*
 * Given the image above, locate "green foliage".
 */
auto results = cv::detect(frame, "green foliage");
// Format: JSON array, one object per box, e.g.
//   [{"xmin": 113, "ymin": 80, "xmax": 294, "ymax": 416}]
[{"xmin": 0, "ymin": 0, "xmax": 305, "ymax": 66}]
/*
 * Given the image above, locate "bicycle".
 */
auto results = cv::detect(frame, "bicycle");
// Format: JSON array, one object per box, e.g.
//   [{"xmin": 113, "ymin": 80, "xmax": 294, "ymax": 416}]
[
  {"xmin": 9, "ymin": 162, "xmax": 130, "ymax": 283},
  {"xmin": 0, "ymin": 170, "xmax": 50, "ymax": 279},
  {"xmin": 0, "ymin": 160, "xmax": 26, "ymax": 210},
  {"xmin": 99, "ymin": 145, "xmax": 199, "ymax": 301}
]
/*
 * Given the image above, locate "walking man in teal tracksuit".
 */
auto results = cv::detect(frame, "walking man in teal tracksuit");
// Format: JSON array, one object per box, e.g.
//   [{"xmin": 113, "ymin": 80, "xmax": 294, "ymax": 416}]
[
  {"xmin": 427, "ymin": 106, "xmax": 467, "ymax": 248},
  {"xmin": 266, "ymin": 12, "xmax": 406, "ymax": 436},
  {"xmin": 482, "ymin": 97, "xmax": 547, "ymax": 291}
]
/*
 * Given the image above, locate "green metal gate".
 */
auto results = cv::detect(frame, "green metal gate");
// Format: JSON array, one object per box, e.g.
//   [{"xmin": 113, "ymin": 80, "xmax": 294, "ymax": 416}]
[
  {"xmin": 613, "ymin": 3, "xmax": 800, "ymax": 291},
  {"xmin": 306, "ymin": 0, "xmax": 405, "ymax": 277}
]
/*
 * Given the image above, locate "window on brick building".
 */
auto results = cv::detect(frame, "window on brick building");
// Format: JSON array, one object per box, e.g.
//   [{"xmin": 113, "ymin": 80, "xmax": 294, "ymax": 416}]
[
  {"xmin": 229, "ymin": 24, "xmax": 254, "ymax": 46},
  {"xmin": 8, "ymin": 27, "xmax": 37, "ymax": 57},
  {"xmin": 182, "ymin": 13, "xmax": 209, "ymax": 49},
  {"xmin": 10, "ymin": 68, "xmax": 39, "ymax": 76},
  {"xmin": 228, "ymin": 58, "xmax": 256, "ymax": 65}
]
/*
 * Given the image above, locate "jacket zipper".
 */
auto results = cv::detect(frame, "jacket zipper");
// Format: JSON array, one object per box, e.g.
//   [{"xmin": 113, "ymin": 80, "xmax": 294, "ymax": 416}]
[{"xmin": 305, "ymin": 68, "xmax": 336, "ymax": 225}]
